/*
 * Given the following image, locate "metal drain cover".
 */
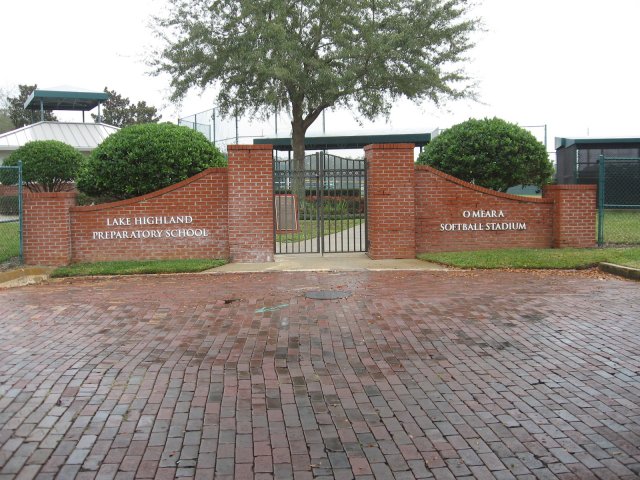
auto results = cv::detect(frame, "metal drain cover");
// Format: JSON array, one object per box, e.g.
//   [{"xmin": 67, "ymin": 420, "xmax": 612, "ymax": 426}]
[{"xmin": 305, "ymin": 290, "xmax": 352, "ymax": 300}]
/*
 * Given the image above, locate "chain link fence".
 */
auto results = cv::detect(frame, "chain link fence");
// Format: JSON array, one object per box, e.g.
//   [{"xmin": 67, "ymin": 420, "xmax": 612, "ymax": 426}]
[
  {"xmin": 597, "ymin": 155, "xmax": 640, "ymax": 246},
  {"xmin": 0, "ymin": 163, "xmax": 23, "ymax": 265},
  {"xmin": 178, "ymin": 108, "xmax": 275, "ymax": 154}
]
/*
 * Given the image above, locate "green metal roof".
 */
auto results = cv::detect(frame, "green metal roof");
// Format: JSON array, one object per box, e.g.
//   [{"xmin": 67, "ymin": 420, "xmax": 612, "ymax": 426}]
[
  {"xmin": 24, "ymin": 89, "xmax": 109, "ymax": 112},
  {"xmin": 555, "ymin": 136, "xmax": 640, "ymax": 149},
  {"xmin": 255, "ymin": 132, "xmax": 432, "ymax": 151}
]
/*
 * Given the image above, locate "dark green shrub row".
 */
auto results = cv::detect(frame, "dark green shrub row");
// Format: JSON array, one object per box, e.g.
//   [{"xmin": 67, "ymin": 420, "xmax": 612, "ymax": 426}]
[
  {"xmin": 298, "ymin": 197, "xmax": 365, "ymax": 219},
  {"xmin": 274, "ymin": 188, "xmax": 362, "ymax": 197}
]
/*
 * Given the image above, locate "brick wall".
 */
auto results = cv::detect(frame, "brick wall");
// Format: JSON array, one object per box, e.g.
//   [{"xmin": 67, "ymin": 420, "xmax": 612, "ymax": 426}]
[
  {"xmin": 20, "ymin": 144, "xmax": 599, "ymax": 267},
  {"xmin": 365, "ymin": 143, "xmax": 416, "ymax": 259},
  {"xmin": 227, "ymin": 144, "xmax": 274, "ymax": 262},
  {"xmin": 20, "ymin": 144, "xmax": 274, "ymax": 266},
  {"xmin": 70, "ymin": 168, "xmax": 229, "ymax": 263},
  {"xmin": 416, "ymin": 166, "xmax": 555, "ymax": 252},
  {"xmin": 543, "ymin": 185, "xmax": 597, "ymax": 248},
  {"xmin": 0, "ymin": 185, "xmax": 18, "ymax": 196},
  {"xmin": 23, "ymin": 192, "xmax": 76, "ymax": 266}
]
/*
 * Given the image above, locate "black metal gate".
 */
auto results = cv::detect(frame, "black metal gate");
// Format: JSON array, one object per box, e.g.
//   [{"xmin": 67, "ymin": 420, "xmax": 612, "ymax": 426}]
[{"xmin": 274, "ymin": 152, "xmax": 367, "ymax": 254}]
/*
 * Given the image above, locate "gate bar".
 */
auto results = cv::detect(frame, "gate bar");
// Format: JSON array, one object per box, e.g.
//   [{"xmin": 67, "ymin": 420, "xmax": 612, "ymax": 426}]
[
  {"xmin": 18, "ymin": 161, "xmax": 23, "ymax": 261},
  {"xmin": 597, "ymin": 154, "xmax": 604, "ymax": 246}
]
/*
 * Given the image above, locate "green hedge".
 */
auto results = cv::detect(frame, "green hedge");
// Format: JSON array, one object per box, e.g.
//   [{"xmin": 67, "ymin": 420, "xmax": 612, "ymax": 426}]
[
  {"xmin": 2, "ymin": 140, "xmax": 82, "ymax": 192},
  {"xmin": 417, "ymin": 117, "xmax": 554, "ymax": 192},
  {"xmin": 78, "ymin": 123, "xmax": 226, "ymax": 200}
]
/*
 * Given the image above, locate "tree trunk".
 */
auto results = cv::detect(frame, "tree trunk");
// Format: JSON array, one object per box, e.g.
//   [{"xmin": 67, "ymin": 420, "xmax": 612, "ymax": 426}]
[{"xmin": 291, "ymin": 116, "xmax": 307, "ymax": 203}]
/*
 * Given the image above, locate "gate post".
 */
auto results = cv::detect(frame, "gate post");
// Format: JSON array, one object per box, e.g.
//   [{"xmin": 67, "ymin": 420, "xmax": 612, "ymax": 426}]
[
  {"xmin": 227, "ymin": 144, "xmax": 274, "ymax": 262},
  {"xmin": 365, "ymin": 143, "xmax": 416, "ymax": 259},
  {"xmin": 543, "ymin": 184, "xmax": 597, "ymax": 248},
  {"xmin": 23, "ymin": 191, "xmax": 77, "ymax": 266}
]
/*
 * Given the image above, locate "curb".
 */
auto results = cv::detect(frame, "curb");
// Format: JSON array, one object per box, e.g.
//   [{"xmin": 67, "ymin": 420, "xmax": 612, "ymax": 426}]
[
  {"xmin": 0, "ymin": 266, "xmax": 55, "ymax": 289},
  {"xmin": 599, "ymin": 262, "xmax": 640, "ymax": 281}
]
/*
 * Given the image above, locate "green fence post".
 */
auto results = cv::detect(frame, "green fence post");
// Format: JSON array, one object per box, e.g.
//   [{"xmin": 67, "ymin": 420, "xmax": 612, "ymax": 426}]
[
  {"xmin": 18, "ymin": 160, "xmax": 23, "ymax": 262},
  {"xmin": 597, "ymin": 154, "xmax": 605, "ymax": 246}
]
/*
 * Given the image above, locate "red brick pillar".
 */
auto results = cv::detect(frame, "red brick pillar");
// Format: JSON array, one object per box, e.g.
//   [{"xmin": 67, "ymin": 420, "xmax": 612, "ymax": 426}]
[
  {"xmin": 23, "ymin": 192, "xmax": 76, "ymax": 266},
  {"xmin": 227, "ymin": 144, "xmax": 274, "ymax": 262},
  {"xmin": 364, "ymin": 143, "xmax": 416, "ymax": 259},
  {"xmin": 543, "ymin": 185, "xmax": 597, "ymax": 248}
]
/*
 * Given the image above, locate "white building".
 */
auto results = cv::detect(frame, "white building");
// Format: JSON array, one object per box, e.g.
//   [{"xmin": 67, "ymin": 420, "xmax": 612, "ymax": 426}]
[{"xmin": 0, "ymin": 121, "xmax": 118, "ymax": 163}]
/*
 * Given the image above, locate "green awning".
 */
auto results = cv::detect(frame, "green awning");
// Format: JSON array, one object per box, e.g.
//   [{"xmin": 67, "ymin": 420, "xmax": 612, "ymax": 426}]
[
  {"xmin": 255, "ymin": 132, "xmax": 432, "ymax": 151},
  {"xmin": 555, "ymin": 136, "xmax": 640, "ymax": 149},
  {"xmin": 24, "ymin": 89, "xmax": 109, "ymax": 112}
]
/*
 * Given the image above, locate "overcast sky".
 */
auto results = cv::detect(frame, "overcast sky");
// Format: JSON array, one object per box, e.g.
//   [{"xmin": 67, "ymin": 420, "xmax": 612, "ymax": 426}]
[{"xmin": 2, "ymin": 0, "xmax": 639, "ymax": 152}]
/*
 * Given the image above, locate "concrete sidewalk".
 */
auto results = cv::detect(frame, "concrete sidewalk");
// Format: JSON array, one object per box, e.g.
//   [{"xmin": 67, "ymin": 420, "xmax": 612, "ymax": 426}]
[
  {"xmin": 0, "ymin": 255, "xmax": 444, "ymax": 288},
  {"xmin": 210, "ymin": 253, "xmax": 447, "ymax": 273},
  {"xmin": 0, "ymin": 266, "xmax": 54, "ymax": 289}
]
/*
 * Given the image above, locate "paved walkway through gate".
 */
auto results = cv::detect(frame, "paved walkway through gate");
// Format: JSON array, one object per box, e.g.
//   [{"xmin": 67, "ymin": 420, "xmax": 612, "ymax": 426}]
[
  {"xmin": 213, "ymin": 253, "xmax": 445, "ymax": 273},
  {"xmin": 0, "ymin": 270, "xmax": 639, "ymax": 480},
  {"xmin": 276, "ymin": 223, "xmax": 367, "ymax": 255}
]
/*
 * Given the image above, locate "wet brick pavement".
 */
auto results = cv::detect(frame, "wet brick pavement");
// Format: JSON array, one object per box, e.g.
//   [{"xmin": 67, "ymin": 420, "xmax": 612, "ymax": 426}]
[{"xmin": 0, "ymin": 270, "xmax": 639, "ymax": 479}]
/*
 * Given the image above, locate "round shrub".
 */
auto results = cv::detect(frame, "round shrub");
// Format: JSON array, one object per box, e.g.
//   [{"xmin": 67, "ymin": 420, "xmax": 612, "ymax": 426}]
[
  {"xmin": 2, "ymin": 140, "xmax": 83, "ymax": 192},
  {"xmin": 77, "ymin": 123, "xmax": 226, "ymax": 200},
  {"xmin": 417, "ymin": 117, "xmax": 554, "ymax": 192}
]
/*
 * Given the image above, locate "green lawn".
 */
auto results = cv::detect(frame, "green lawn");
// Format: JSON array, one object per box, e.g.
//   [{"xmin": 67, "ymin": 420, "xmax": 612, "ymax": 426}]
[
  {"xmin": 51, "ymin": 258, "xmax": 227, "ymax": 278},
  {"xmin": 0, "ymin": 221, "xmax": 19, "ymax": 263},
  {"xmin": 599, "ymin": 209, "xmax": 640, "ymax": 244},
  {"xmin": 277, "ymin": 218, "xmax": 363, "ymax": 243},
  {"xmin": 419, "ymin": 247, "xmax": 640, "ymax": 270}
]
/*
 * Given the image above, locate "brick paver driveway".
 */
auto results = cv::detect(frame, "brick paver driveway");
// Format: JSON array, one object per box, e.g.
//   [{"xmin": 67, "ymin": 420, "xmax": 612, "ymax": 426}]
[{"xmin": 1, "ymin": 270, "xmax": 639, "ymax": 480}]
